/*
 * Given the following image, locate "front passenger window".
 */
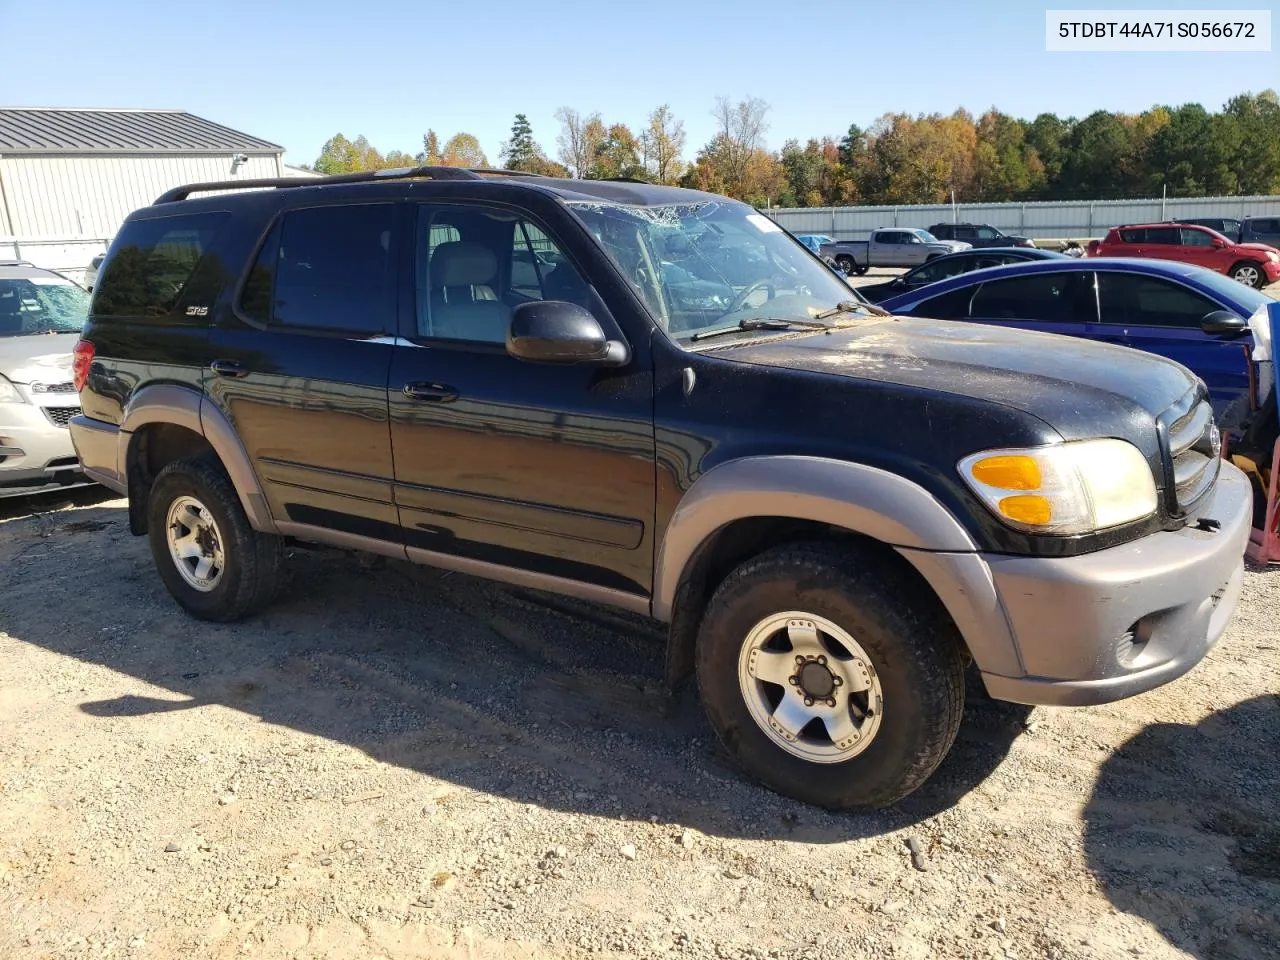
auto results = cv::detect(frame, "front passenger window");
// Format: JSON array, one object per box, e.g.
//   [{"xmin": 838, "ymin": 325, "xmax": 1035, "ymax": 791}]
[{"xmin": 414, "ymin": 205, "xmax": 594, "ymax": 344}]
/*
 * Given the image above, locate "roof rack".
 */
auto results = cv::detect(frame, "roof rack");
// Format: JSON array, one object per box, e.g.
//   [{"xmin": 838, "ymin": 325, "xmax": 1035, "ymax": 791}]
[
  {"xmin": 154, "ymin": 165, "xmax": 543, "ymax": 204},
  {"xmin": 0, "ymin": 259, "xmax": 35, "ymax": 267}
]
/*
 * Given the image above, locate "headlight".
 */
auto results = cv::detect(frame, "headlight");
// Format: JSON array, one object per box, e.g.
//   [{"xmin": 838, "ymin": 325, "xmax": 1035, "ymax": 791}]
[
  {"xmin": 959, "ymin": 439, "xmax": 1157, "ymax": 535},
  {"xmin": 0, "ymin": 374, "xmax": 26, "ymax": 404},
  {"xmin": 1266, "ymin": 250, "xmax": 1279, "ymax": 262}
]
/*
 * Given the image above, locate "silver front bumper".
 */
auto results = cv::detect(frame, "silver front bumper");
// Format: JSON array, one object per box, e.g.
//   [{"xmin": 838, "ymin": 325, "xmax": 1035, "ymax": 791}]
[{"xmin": 978, "ymin": 461, "xmax": 1252, "ymax": 706}]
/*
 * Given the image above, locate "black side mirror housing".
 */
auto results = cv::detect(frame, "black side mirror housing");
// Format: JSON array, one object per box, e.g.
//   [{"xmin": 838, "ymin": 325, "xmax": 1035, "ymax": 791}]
[
  {"xmin": 507, "ymin": 301, "xmax": 629, "ymax": 365},
  {"xmin": 1200, "ymin": 310, "xmax": 1247, "ymax": 337}
]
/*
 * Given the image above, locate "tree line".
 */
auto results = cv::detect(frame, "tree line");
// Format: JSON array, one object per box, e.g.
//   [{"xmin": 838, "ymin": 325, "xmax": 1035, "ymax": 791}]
[{"xmin": 310, "ymin": 90, "xmax": 1280, "ymax": 207}]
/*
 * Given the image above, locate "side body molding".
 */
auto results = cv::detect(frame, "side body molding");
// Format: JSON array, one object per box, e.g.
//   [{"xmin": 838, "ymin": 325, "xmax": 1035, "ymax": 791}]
[
  {"xmin": 652, "ymin": 456, "xmax": 979, "ymax": 621},
  {"xmin": 119, "ymin": 384, "xmax": 277, "ymax": 534}
]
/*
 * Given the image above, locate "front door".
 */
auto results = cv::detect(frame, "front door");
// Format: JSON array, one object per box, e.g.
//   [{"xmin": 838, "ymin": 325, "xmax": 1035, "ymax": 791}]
[
  {"xmin": 1176, "ymin": 226, "xmax": 1222, "ymax": 271},
  {"xmin": 1095, "ymin": 272, "xmax": 1251, "ymax": 414},
  {"xmin": 387, "ymin": 201, "xmax": 656, "ymax": 598},
  {"xmin": 204, "ymin": 201, "xmax": 402, "ymax": 542}
]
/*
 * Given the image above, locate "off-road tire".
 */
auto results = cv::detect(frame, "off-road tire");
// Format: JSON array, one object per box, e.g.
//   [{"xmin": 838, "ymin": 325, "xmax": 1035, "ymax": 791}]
[
  {"xmin": 695, "ymin": 541, "xmax": 966, "ymax": 809},
  {"xmin": 147, "ymin": 456, "xmax": 283, "ymax": 622}
]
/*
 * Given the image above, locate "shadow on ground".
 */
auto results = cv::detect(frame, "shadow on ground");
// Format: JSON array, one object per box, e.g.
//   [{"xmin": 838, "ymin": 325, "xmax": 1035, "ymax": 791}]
[
  {"xmin": 1084, "ymin": 695, "xmax": 1280, "ymax": 959},
  {"xmin": 0, "ymin": 502, "xmax": 1026, "ymax": 843}
]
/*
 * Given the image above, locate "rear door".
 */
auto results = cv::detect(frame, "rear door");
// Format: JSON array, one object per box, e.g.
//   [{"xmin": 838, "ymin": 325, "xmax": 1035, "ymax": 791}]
[
  {"xmin": 871, "ymin": 231, "xmax": 900, "ymax": 266},
  {"xmin": 1137, "ymin": 226, "xmax": 1180, "ymax": 263},
  {"xmin": 1095, "ymin": 271, "xmax": 1251, "ymax": 413},
  {"xmin": 204, "ymin": 201, "xmax": 402, "ymax": 542}
]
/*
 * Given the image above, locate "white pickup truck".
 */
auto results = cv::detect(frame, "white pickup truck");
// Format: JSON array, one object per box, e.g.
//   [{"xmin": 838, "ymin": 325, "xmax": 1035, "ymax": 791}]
[{"xmin": 820, "ymin": 228, "xmax": 970, "ymax": 275}]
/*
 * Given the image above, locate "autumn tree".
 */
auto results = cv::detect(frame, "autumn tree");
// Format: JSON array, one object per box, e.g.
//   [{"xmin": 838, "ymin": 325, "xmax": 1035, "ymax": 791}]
[
  {"xmin": 314, "ymin": 133, "xmax": 385, "ymax": 174},
  {"xmin": 439, "ymin": 132, "xmax": 489, "ymax": 168},
  {"xmin": 640, "ymin": 104, "xmax": 686, "ymax": 183},
  {"xmin": 591, "ymin": 123, "xmax": 645, "ymax": 180}
]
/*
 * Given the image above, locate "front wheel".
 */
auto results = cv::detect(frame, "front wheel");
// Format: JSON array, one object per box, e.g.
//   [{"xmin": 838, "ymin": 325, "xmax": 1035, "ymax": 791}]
[
  {"xmin": 695, "ymin": 541, "xmax": 966, "ymax": 809},
  {"xmin": 147, "ymin": 457, "xmax": 284, "ymax": 621},
  {"xmin": 1231, "ymin": 261, "xmax": 1265, "ymax": 288}
]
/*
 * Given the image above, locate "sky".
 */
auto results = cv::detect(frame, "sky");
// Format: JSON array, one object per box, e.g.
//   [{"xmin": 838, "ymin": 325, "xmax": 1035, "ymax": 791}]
[{"xmin": 2, "ymin": 0, "xmax": 1276, "ymax": 168}]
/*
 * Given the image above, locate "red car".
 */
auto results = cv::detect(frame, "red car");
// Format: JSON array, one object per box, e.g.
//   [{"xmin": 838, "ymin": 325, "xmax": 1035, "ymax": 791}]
[{"xmin": 1087, "ymin": 222, "xmax": 1280, "ymax": 288}]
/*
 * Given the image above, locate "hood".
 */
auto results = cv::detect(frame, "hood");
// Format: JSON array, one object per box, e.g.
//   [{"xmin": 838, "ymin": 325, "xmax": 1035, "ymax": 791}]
[
  {"xmin": 716, "ymin": 315, "xmax": 1196, "ymax": 438},
  {"xmin": 1235, "ymin": 242, "xmax": 1278, "ymax": 255},
  {"xmin": 0, "ymin": 332, "xmax": 79, "ymax": 384},
  {"xmin": 934, "ymin": 241, "xmax": 971, "ymax": 252}
]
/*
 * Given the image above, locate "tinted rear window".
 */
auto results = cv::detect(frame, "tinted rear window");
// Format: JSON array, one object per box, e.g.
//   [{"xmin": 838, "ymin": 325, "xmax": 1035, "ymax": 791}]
[{"xmin": 92, "ymin": 213, "xmax": 228, "ymax": 319}]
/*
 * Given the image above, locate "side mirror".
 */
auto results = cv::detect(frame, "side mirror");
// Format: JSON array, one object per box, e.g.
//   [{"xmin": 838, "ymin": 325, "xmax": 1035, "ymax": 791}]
[
  {"xmin": 506, "ymin": 301, "xmax": 629, "ymax": 365},
  {"xmin": 1211, "ymin": 237, "xmax": 1227, "ymax": 248},
  {"xmin": 1200, "ymin": 310, "xmax": 1247, "ymax": 337},
  {"xmin": 891, "ymin": 276, "xmax": 907, "ymax": 287}
]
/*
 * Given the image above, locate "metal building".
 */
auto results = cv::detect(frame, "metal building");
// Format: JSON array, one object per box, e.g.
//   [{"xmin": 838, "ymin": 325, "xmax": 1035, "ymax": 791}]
[{"xmin": 0, "ymin": 107, "xmax": 293, "ymax": 281}]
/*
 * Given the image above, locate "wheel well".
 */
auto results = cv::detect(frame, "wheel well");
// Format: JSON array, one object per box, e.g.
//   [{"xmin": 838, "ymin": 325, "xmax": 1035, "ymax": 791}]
[
  {"xmin": 663, "ymin": 517, "xmax": 960, "ymax": 688},
  {"xmin": 126, "ymin": 423, "xmax": 215, "ymax": 535},
  {"xmin": 1229, "ymin": 259, "xmax": 1261, "ymax": 274}
]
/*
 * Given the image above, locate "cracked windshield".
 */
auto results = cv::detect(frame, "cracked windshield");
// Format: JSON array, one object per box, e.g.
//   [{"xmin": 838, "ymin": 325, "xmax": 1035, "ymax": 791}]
[
  {"xmin": 0, "ymin": 274, "xmax": 89, "ymax": 336},
  {"xmin": 568, "ymin": 200, "xmax": 868, "ymax": 339}
]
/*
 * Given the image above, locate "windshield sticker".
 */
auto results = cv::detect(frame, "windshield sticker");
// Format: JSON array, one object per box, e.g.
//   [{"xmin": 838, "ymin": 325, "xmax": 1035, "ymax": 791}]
[
  {"xmin": 745, "ymin": 214, "xmax": 782, "ymax": 234},
  {"xmin": 28, "ymin": 276, "xmax": 74, "ymax": 286}
]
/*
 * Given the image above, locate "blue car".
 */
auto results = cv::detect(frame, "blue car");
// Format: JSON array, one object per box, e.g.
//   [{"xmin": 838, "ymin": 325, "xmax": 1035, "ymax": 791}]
[
  {"xmin": 795, "ymin": 234, "xmax": 834, "ymax": 255},
  {"xmin": 879, "ymin": 257, "xmax": 1276, "ymax": 416}
]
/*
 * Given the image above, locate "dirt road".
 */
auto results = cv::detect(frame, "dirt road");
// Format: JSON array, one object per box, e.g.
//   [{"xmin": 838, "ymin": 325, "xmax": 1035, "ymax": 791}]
[{"xmin": 0, "ymin": 490, "xmax": 1277, "ymax": 960}]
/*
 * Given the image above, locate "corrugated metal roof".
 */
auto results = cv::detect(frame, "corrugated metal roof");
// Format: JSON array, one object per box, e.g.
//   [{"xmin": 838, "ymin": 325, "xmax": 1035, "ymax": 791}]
[{"xmin": 0, "ymin": 108, "xmax": 282, "ymax": 155}]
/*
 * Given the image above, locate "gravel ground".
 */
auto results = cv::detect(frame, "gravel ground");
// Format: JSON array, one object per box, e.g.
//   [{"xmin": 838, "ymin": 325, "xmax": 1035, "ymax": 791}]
[
  {"xmin": 0, "ymin": 485, "xmax": 1277, "ymax": 960},
  {"xmin": 1, "ymin": 269, "xmax": 1278, "ymax": 960}
]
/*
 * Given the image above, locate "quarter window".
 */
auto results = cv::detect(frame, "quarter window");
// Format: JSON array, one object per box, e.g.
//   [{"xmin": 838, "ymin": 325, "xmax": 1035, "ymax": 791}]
[
  {"xmin": 93, "ymin": 213, "xmax": 228, "ymax": 319},
  {"xmin": 239, "ymin": 203, "xmax": 397, "ymax": 334}
]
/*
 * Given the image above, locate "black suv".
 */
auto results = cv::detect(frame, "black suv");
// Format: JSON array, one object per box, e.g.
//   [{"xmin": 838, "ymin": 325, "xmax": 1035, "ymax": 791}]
[
  {"xmin": 70, "ymin": 168, "xmax": 1250, "ymax": 809},
  {"xmin": 927, "ymin": 222, "xmax": 1034, "ymax": 248},
  {"xmin": 1173, "ymin": 217, "xmax": 1243, "ymax": 242}
]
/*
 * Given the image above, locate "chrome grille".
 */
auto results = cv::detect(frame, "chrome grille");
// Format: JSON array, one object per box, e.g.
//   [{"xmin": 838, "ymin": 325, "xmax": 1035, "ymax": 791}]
[
  {"xmin": 42, "ymin": 406, "xmax": 80, "ymax": 428},
  {"xmin": 1165, "ymin": 398, "xmax": 1219, "ymax": 513}
]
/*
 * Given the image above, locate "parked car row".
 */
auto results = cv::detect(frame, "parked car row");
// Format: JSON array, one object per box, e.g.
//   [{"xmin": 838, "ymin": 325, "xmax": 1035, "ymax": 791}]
[
  {"xmin": 1172, "ymin": 216, "xmax": 1280, "ymax": 248},
  {"xmin": 1087, "ymin": 221, "xmax": 1280, "ymax": 288}
]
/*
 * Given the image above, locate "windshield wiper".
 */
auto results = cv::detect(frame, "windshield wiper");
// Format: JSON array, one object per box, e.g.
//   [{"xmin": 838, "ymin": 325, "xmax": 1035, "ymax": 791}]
[
  {"xmin": 690, "ymin": 317, "xmax": 833, "ymax": 342},
  {"xmin": 814, "ymin": 298, "xmax": 890, "ymax": 319}
]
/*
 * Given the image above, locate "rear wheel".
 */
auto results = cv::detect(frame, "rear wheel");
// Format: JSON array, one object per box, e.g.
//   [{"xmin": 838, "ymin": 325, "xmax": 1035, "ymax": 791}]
[
  {"xmin": 695, "ymin": 541, "xmax": 966, "ymax": 809},
  {"xmin": 1230, "ymin": 261, "xmax": 1264, "ymax": 288},
  {"xmin": 147, "ymin": 457, "xmax": 283, "ymax": 621},
  {"xmin": 836, "ymin": 255, "xmax": 858, "ymax": 275}
]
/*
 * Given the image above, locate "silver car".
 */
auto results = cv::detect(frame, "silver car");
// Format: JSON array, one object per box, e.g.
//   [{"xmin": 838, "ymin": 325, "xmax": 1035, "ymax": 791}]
[{"xmin": 0, "ymin": 262, "xmax": 92, "ymax": 497}]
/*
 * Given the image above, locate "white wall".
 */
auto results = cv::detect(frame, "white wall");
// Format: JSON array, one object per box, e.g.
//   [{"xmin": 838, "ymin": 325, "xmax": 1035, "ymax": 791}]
[
  {"xmin": 0, "ymin": 153, "xmax": 282, "ymax": 237},
  {"xmin": 763, "ymin": 194, "xmax": 1280, "ymax": 241}
]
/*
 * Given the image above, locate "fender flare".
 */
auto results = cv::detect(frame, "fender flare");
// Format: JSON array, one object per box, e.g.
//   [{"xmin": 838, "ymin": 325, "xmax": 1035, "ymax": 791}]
[
  {"xmin": 120, "ymin": 384, "xmax": 277, "ymax": 533},
  {"xmin": 652, "ymin": 456, "xmax": 1025, "ymax": 681}
]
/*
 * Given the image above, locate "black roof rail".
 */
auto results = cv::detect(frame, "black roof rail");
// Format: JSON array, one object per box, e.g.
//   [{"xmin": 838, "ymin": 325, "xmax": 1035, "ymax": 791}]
[
  {"xmin": 468, "ymin": 167, "xmax": 549, "ymax": 178},
  {"xmin": 0, "ymin": 259, "xmax": 35, "ymax": 267},
  {"xmin": 152, "ymin": 164, "xmax": 548, "ymax": 204}
]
